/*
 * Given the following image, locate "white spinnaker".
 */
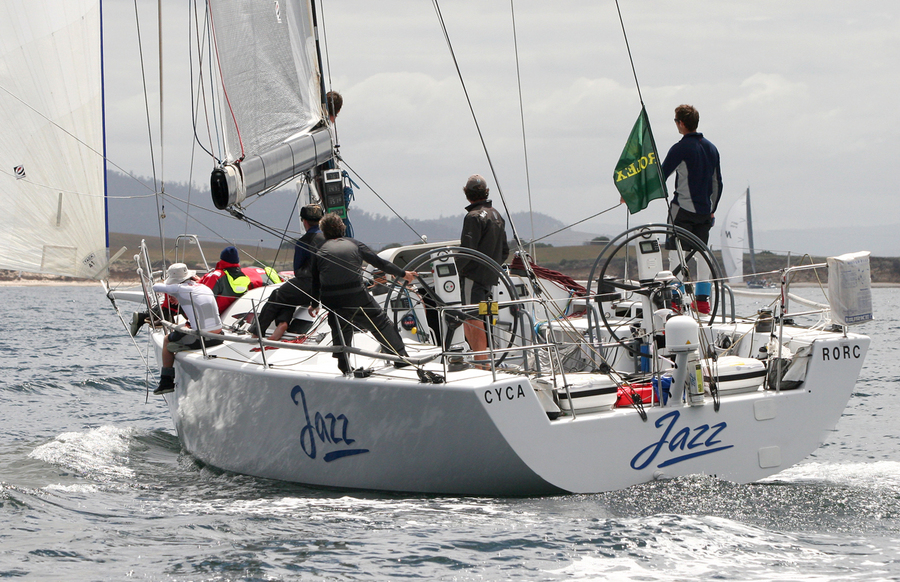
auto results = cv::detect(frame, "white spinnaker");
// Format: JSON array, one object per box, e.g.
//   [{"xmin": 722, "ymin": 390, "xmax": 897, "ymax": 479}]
[
  {"xmin": 0, "ymin": 0, "xmax": 108, "ymax": 279},
  {"xmin": 207, "ymin": 0, "xmax": 321, "ymax": 163},
  {"xmin": 720, "ymin": 191, "xmax": 747, "ymax": 284}
]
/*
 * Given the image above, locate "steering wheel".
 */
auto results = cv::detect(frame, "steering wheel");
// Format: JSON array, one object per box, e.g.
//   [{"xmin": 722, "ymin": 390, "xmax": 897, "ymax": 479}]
[
  {"xmin": 586, "ymin": 224, "xmax": 724, "ymax": 358},
  {"xmin": 381, "ymin": 246, "xmax": 521, "ymax": 365}
]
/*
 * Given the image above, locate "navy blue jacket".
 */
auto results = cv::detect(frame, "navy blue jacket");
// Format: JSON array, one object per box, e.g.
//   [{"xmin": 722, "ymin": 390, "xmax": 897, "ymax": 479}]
[
  {"xmin": 292, "ymin": 226, "xmax": 324, "ymax": 277},
  {"xmin": 661, "ymin": 132, "xmax": 722, "ymax": 216}
]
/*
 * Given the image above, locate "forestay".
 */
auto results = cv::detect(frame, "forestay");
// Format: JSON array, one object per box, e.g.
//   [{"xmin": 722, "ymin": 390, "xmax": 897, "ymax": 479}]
[{"xmin": 0, "ymin": 0, "xmax": 108, "ymax": 279}]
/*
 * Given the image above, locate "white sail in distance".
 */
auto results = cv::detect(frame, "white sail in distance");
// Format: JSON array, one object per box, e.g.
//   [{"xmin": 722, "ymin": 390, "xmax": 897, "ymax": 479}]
[
  {"xmin": 720, "ymin": 190, "xmax": 748, "ymax": 283},
  {"xmin": 0, "ymin": 0, "xmax": 108, "ymax": 279}
]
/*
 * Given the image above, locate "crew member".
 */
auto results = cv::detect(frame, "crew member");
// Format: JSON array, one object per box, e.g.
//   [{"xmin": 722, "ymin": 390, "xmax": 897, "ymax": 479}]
[
  {"xmin": 254, "ymin": 205, "xmax": 325, "ymax": 341},
  {"xmin": 152, "ymin": 263, "xmax": 224, "ymax": 395},
  {"xmin": 309, "ymin": 212, "xmax": 416, "ymax": 374},
  {"xmin": 661, "ymin": 104, "xmax": 722, "ymax": 314},
  {"xmin": 457, "ymin": 174, "xmax": 509, "ymax": 363}
]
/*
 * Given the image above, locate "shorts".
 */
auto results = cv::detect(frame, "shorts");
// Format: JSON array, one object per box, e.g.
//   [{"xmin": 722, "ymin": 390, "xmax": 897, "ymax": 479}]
[
  {"xmin": 665, "ymin": 207, "xmax": 713, "ymax": 251},
  {"xmin": 167, "ymin": 330, "xmax": 224, "ymax": 353},
  {"xmin": 460, "ymin": 278, "xmax": 491, "ymax": 320}
]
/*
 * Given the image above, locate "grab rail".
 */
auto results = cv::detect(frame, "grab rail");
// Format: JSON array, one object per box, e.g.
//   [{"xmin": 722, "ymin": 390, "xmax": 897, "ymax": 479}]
[{"xmin": 775, "ymin": 262, "xmax": 829, "ymax": 391}]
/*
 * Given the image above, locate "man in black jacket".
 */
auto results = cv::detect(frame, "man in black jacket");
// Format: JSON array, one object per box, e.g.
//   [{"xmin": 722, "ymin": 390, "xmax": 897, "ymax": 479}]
[
  {"xmin": 310, "ymin": 212, "xmax": 416, "ymax": 374},
  {"xmin": 457, "ymin": 174, "xmax": 509, "ymax": 363}
]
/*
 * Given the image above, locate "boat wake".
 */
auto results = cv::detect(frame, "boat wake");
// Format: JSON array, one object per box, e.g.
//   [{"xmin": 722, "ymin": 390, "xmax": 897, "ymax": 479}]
[
  {"xmin": 765, "ymin": 460, "xmax": 900, "ymax": 489},
  {"xmin": 29, "ymin": 425, "xmax": 142, "ymax": 485},
  {"xmin": 549, "ymin": 513, "xmax": 881, "ymax": 582}
]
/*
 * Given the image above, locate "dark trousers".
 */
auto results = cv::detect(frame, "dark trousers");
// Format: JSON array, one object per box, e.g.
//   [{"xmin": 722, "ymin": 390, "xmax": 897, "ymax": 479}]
[
  {"xmin": 666, "ymin": 206, "xmax": 713, "ymax": 251},
  {"xmin": 324, "ymin": 291, "xmax": 408, "ymax": 373},
  {"xmin": 256, "ymin": 277, "xmax": 312, "ymax": 335}
]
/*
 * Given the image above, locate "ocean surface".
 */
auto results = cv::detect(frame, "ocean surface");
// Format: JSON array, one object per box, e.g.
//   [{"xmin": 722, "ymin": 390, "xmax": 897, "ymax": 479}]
[{"xmin": 1, "ymin": 284, "xmax": 897, "ymax": 581}]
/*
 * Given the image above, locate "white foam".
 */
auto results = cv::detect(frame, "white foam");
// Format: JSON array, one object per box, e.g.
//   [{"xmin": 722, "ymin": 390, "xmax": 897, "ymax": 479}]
[
  {"xmin": 547, "ymin": 514, "xmax": 865, "ymax": 581},
  {"xmin": 763, "ymin": 461, "xmax": 900, "ymax": 489},
  {"xmin": 29, "ymin": 425, "xmax": 138, "ymax": 482},
  {"xmin": 43, "ymin": 483, "xmax": 101, "ymax": 494},
  {"xmin": 175, "ymin": 494, "xmax": 513, "ymax": 524}
]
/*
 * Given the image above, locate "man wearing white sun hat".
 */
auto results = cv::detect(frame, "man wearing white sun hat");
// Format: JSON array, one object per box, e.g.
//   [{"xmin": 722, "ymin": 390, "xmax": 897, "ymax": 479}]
[{"xmin": 151, "ymin": 263, "xmax": 224, "ymax": 395}]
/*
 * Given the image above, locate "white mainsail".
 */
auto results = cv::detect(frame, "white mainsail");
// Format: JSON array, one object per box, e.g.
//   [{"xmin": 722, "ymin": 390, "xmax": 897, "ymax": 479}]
[
  {"xmin": 206, "ymin": 1, "xmax": 333, "ymax": 209},
  {"xmin": 720, "ymin": 189, "xmax": 747, "ymax": 283},
  {"xmin": 0, "ymin": 0, "xmax": 108, "ymax": 279}
]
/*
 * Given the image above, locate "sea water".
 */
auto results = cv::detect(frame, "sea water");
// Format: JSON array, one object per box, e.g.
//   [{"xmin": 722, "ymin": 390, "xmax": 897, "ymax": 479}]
[{"xmin": 0, "ymin": 285, "xmax": 898, "ymax": 581}]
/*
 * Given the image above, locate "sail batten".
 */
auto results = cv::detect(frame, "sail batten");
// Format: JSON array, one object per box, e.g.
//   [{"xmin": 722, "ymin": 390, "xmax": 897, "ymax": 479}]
[{"xmin": 0, "ymin": 0, "xmax": 108, "ymax": 279}]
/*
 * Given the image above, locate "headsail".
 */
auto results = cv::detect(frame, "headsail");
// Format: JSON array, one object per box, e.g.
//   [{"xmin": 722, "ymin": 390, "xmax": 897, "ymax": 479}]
[
  {"xmin": 0, "ymin": 0, "xmax": 109, "ymax": 279},
  {"xmin": 720, "ymin": 189, "xmax": 747, "ymax": 283},
  {"xmin": 206, "ymin": 1, "xmax": 333, "ymax": 209}
]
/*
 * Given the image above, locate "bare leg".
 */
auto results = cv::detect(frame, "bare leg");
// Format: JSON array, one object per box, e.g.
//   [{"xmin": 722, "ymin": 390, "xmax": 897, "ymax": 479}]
[
  {"xmin": 162, "ymin": 336, "xmax": 175, "ymax": 368},
  {"xmin": 156, "ymin": 335, "xmax": 177, "ymax": 394},
  {"xmin": 463, "ymin": 318, "xmax": 489, "ymax": 361},
  {"xmin": 268, "ymin": 321, "xmax": 289, "ymax": 342}
]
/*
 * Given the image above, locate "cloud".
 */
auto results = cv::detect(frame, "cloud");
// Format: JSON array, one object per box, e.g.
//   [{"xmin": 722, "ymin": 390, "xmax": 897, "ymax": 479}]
[
  {"xmin": 726, "ymin": 73, "xmax": 808, "ymax": 110},
  {"xmin": 98, "ymin": 0, "xmax": 900, "ymax": 245}
]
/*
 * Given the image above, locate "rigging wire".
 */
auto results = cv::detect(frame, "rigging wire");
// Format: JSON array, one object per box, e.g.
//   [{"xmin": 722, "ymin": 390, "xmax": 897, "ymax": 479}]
[
  {"xmin": 429, "ymin": 0, "xmax": 525, "ymax": 250},
  {"xmin": 509, "ymin": 0, "xmax": 536, "ymax": 255},
  {"xmin": 614, "ymin": 0, "xmax": 667, "ymax": 281},
  {"xmin": 319, "ymin": 0, "xmax": 334, "ymax": 95},
  {"xmin": 529, "ymin": 203, "xmax": 622, "ymax": 245},
  {"xmin": 131, "ymin": 0, "xmax": 167, "ymax": 266},
  {"xmin": 157, "ymin": 0, "xmax": 165, "ymax": 191},
  {"xmin": 317, "ymin": 0, "xmax": 338, "ymax": 145},
  {"xmin": 614, "ymin": 0, "xmax": 644, "ymax": 108},
  {"xmin": 188, "ymin": 0, "xmax": 222, "ymax": 164},
  {"xmin": 271, "ymin": 180, "xmax": 307, "ymax": 271},
  {"xmin": 339, "ymin": 159, "xmax": 426, "ymax": 242},
  {"xmin": 429, "ymin": 0, "xmax": 556, "ymax": 315}
]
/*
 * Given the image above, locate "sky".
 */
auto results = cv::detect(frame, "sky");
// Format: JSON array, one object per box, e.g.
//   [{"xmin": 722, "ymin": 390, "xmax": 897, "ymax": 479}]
[{"xmin": 101, "ymin": 0, "xmax": 900, "ymax": 254}]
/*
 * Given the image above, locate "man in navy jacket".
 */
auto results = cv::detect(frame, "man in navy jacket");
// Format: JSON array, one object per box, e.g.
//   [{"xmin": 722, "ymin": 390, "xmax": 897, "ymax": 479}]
[{"xmin": 661, "ymin": 104, "xmax": 722, "ymax": 313}]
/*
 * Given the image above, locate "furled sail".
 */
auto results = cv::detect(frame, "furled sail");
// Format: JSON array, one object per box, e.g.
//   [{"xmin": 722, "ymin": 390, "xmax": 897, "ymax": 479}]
[
  {"xmin": 0, "ymin": 0, "xmax": 109, "ymax": 279},
  {"xmin": 207, "ymin": 0, "xmax": 332, "ymax": 209},
  {"xmin": 720, "ymin": 190, "xmax": 747, "ymax": 283}
]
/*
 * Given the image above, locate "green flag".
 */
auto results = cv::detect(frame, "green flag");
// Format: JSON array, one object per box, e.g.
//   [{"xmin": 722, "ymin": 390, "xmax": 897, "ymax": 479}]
[{"xmin": 613, "ymin": 107, "xmax": 666, "ymax": 214}]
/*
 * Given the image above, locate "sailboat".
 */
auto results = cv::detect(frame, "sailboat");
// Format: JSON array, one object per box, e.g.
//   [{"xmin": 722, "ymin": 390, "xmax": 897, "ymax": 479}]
[
  {"xmin": 1, "ymin": 1, "xmax": 874, "ymax": 496},
  {"xmin": 720, "ymin": 187, "xmax": 773, "ymax": 288}
]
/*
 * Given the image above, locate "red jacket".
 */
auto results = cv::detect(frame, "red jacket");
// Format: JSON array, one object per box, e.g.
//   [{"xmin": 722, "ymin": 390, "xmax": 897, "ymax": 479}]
[{"xmin": 199, "ymin": 261, "xmax": 282, "ymax": 312}]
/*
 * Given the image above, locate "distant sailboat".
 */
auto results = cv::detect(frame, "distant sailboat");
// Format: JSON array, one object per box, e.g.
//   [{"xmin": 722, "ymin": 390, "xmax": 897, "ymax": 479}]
[{"xmin": 720, "ymin": 187, "xmax": 768, "ymax": 287}]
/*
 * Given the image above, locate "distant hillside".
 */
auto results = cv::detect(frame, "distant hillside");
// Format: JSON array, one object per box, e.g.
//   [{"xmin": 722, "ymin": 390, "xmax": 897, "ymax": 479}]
[
  {"xmin": 106, "ymin": 171, "xmax": 611, "ymax": 250},
  {"xmin": 104, "ymin": 170, "xmax": 900, "ymax": 259}
]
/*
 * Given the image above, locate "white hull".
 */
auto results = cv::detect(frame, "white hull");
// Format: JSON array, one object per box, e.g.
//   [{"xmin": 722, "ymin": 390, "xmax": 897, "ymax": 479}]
[{"xmin": 154, "ymin": 324, "xmax": 868, "ymax": 496}]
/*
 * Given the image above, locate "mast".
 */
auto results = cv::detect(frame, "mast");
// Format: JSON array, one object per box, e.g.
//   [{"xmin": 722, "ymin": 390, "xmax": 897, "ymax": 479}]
[
  {"xmin": 309, "ymin": 0, "xmax": 328, "ymax": 113},
  {"xmin": 745, "ymin": 187, "xmax": 757, "ymax": 275}
]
